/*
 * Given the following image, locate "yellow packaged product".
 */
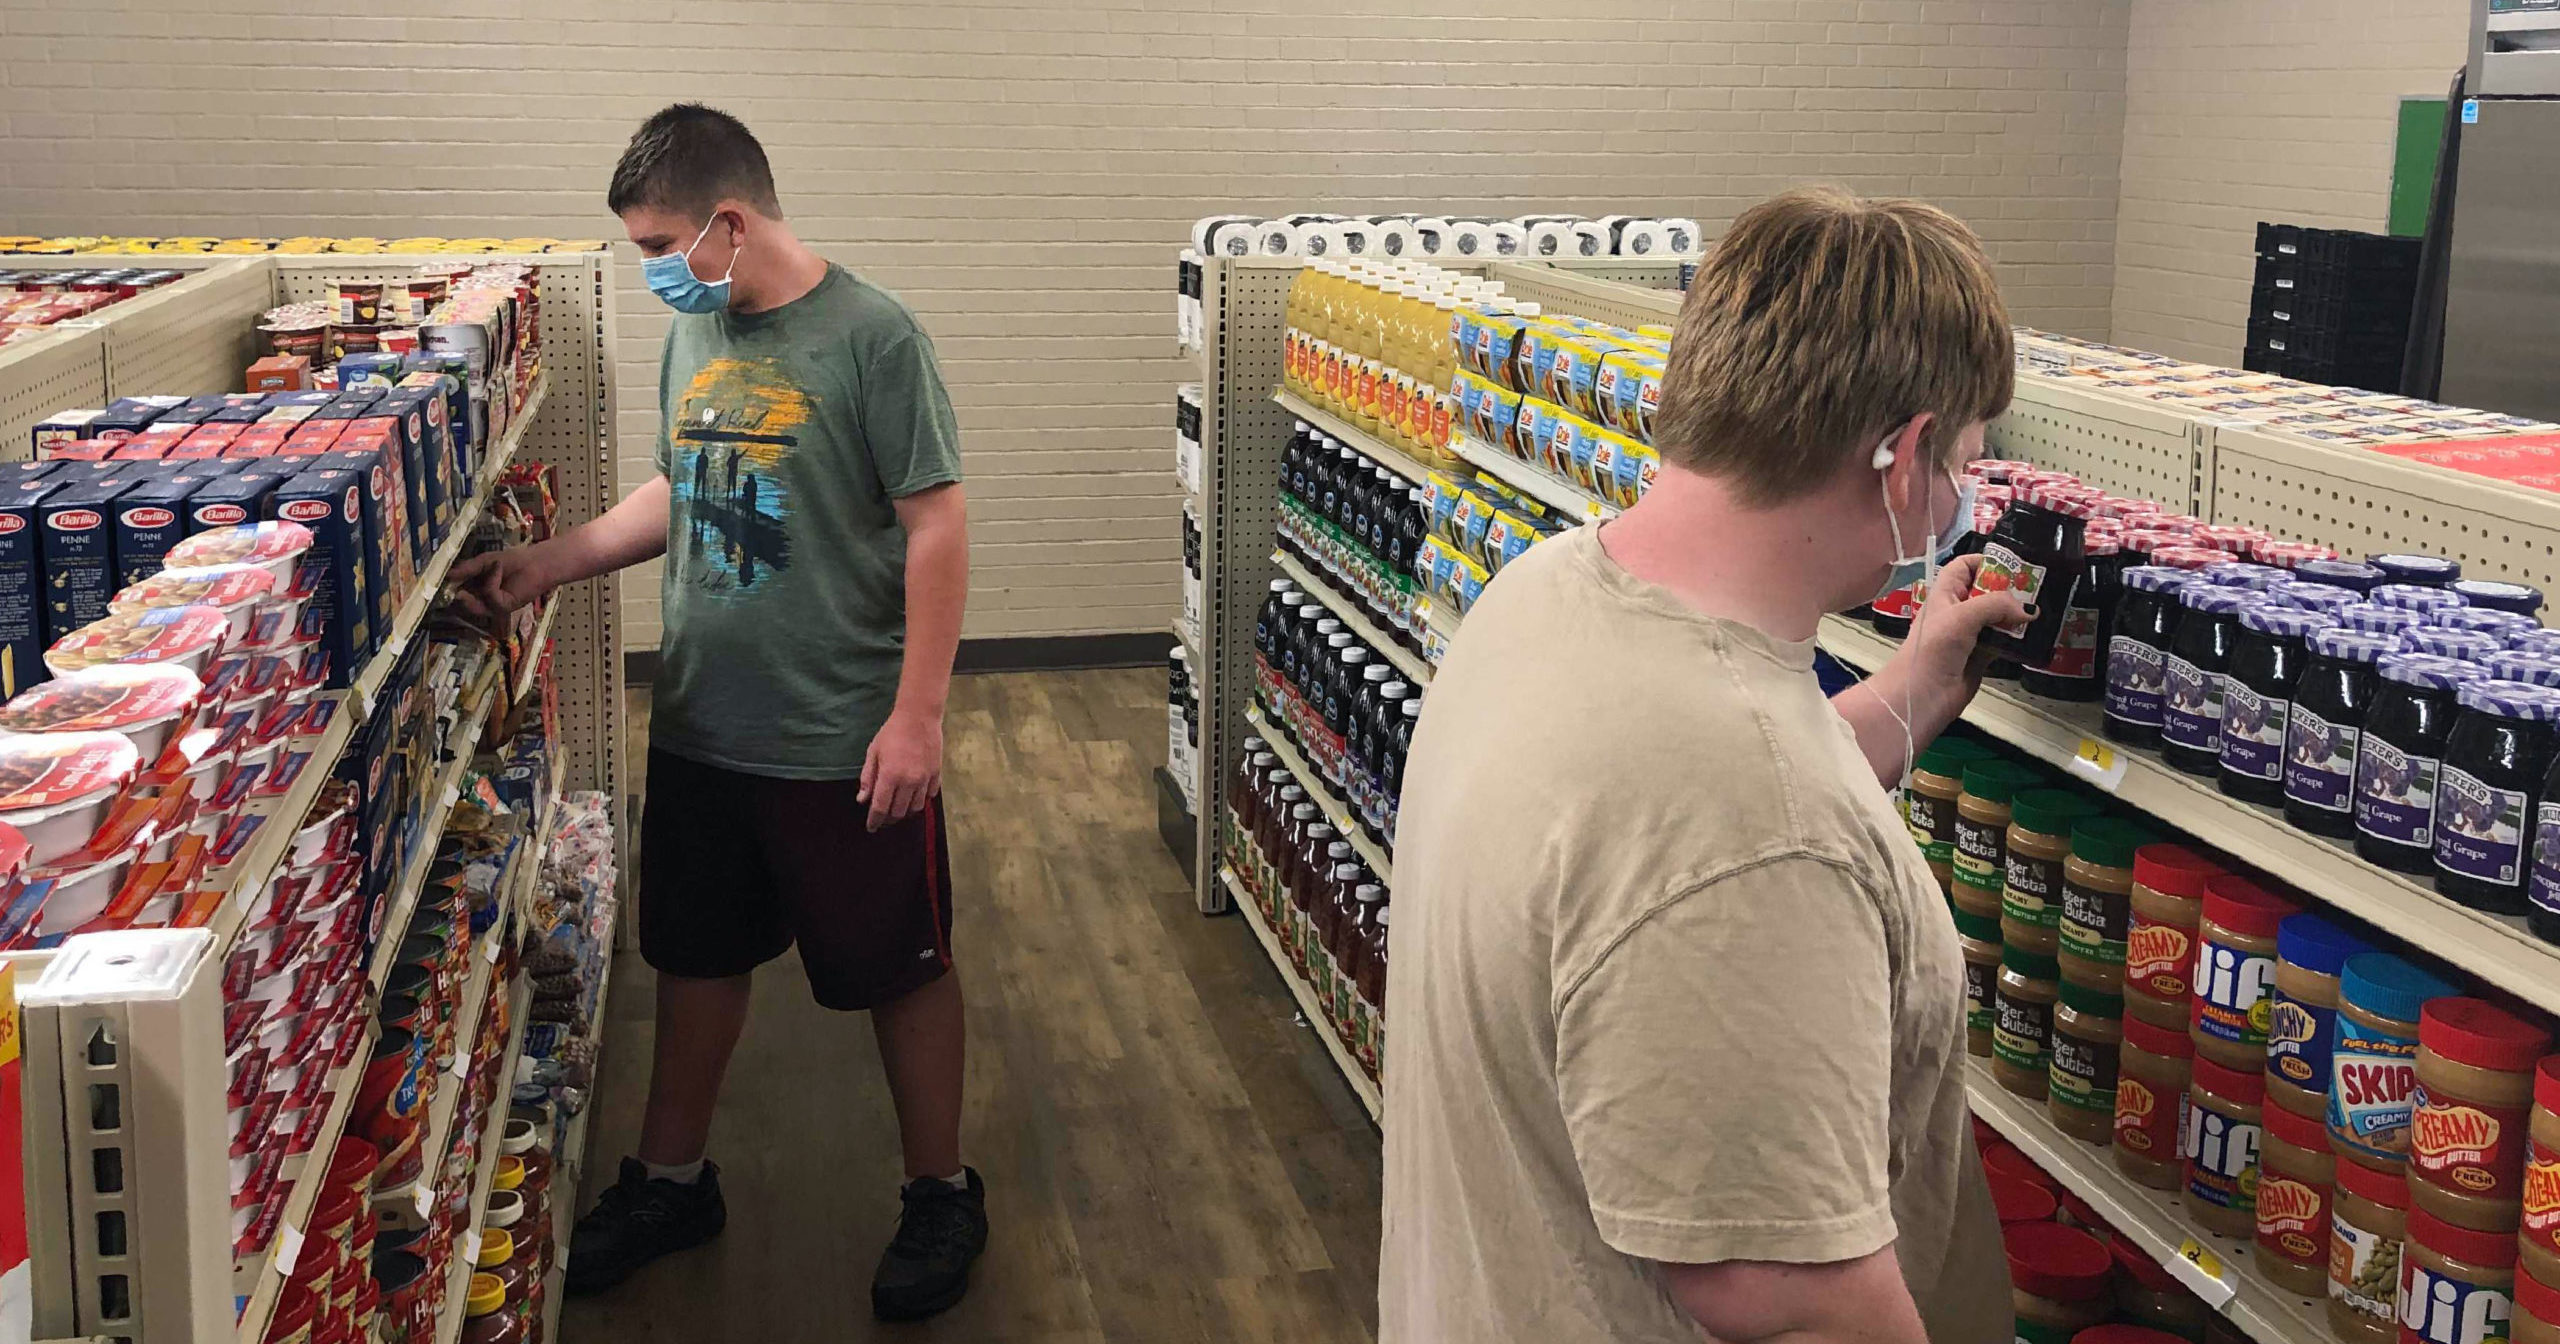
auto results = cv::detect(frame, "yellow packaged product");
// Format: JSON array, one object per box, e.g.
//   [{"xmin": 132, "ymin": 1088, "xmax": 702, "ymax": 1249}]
[
  {"xmin": 1486, "ymin": 509, "xmax": 1543, "ymax": 574},
  {"xmin": 1509, "ymin": 396, "xmax": 1552, "ymax": 466},
  {"xmin": 1602, "ymin": 431, "xmax": 1655, "ymax": 507}
]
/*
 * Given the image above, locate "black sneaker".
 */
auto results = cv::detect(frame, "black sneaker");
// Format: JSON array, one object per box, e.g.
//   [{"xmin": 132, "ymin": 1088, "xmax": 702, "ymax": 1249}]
[
  {"xmin": 565, "ymin": 1158, "xmax": 727, "ymax": 1295},
  {"xmin": 871, "ymin": 1167, "xmax": 989, "ymax": 1321}
]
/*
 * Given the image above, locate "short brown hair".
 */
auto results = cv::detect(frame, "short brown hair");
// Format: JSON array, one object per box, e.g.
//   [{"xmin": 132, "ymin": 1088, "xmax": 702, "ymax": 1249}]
[{"xmin": 1653, "ymin": 186, "xmax": 2013, "ymax": 505}]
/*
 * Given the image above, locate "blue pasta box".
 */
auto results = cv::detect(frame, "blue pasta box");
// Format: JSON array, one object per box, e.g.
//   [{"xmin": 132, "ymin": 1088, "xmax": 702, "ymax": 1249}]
[
  {"xmin": 102, "ymin": 394, "xmax": 188, "ymax": 423},
  {"xmin": 40, "ymin": 477, "xmax": 135, "ymax": 642},
  {"xmin": 313, "ymin": 390, "xmax": 383, "ymax": 421},
  {"xmin": 379, "ymin": 388, "xmax": 458, "ymax": 501},
  {"xmin": 0, "ymin": 462, "xmax": 59, "ymax": 490},
  {"xmin": 407, "ymin": 358, "xmax": 480, "ymax": 457},
  {"xmin": 338, "ymin": 419, "xmax": 427, "ymax": 562},
  {"xmin": 29, "ymin": 410, "xmax": 104, "ymax": 458},
  {"xmin": 274, "ymin": 470, "xmax": 373, "ymax": 687},
  {"xmin": 315, "ymin": 445, "xmax": 409, "ymax": 618},
  {"xmin": 183, "ymin": 470, "xmax": 282, "ymax": 534},
  {"xmin": 396, "ymin": 370, "xmax": 468, "ymax": 467},
  {"xmin": 0, "ymin": 481, "xmax": 63, "ymax": 697},
  {"xmin": 204, "ymin": 402, "xmax": 271, "ymax": 425},
  {"xmin": 335, "ymin": 353, "xmax": 405, "ymax": 391},
  {"xmin": 372, "ymin": 393, "xmax": 451, "ymax": 532},
  {"xmin": 112, "ymin": 472, "xmax": 224, "ymax": 588}
]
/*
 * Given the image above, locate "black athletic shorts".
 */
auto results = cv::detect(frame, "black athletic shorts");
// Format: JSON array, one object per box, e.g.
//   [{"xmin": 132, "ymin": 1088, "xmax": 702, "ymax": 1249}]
[{"xmin": 638, "ymin": 748, "xmax": 955, "ymax": 1011}]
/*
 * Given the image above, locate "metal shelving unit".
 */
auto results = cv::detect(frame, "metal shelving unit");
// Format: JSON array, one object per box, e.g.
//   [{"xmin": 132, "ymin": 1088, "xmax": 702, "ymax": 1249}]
[
  {"xmin": 1242, "ymin": 706, "xmax": 1390, "ymax": 884},
  {"xmin": 1219, "ymin": 866, "xmax": 1381, "ymax": 1124},
  {"xmin": 1820, "ymin": 616, "xmax": 2560, "ymax": 1019}
]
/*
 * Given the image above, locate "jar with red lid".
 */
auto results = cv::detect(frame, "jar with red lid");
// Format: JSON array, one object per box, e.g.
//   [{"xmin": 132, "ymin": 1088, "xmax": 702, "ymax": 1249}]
[
  {"xmin": 2189, "ymin": 874, "xmax": 2302, "ymax": 1073},
  {"xmin": 1986, "ymin": 1141, "xmax": 2060, "ymax": 1192},
  {"xmin": 2006, "ymin": 1221, "xmax": 2114, "ymax": 1344},
  {"xmin": 263, "ymin": 1281, "xmax": 317, "ymax": 1344},
  {"xmin": 1992, "ymin": 1175, "xmax": 2059, "ymax": 1225},
  {"xmin": 2183, "ymin": 1054, "xmax": 2265, "ymax": 1236},
  {"xmin": 2070, "ymin": 1328, "xmax": 2191, "ymax": 1344},
  {"xmin": 2125, "ymin": 844, "xmax": 2225, "ymax": 1032},
  {"xmin": 2525, "ymin": 1056, "xmax": 2560, "ymax": 1296},
  {"xmin": 2116, "ymin": 1013, "xmax": 2194, "ymax": 1191},
  {"xmin": 2398, "ymin": 1207, "xmax": 2516, "ymax": 1344},
  {"xmin": 2410, "ymin": 998, "xmax": 2552, "ymax": 1232},
  {"xmin": 2331, "ymin": 1155, "xmax": 2411, "ymax": 1342},
  {"xmin": 2518, "ymin": 1266, "xmax": 2560, "ymax": 1344},
  {"xmin": 2253, "ymin": 1098, "xmax": 2335, "ymax": 1296},
  {"xmin": 2110, "ymin": 1233, "xmax": 2210, "ymax": 1339}
]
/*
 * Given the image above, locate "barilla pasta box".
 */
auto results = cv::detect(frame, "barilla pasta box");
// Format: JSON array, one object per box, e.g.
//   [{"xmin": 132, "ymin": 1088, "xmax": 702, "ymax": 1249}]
[
  {"xmin": 224, "ymin": 424, "xmax": 292, "ymax": 459},
  {"xmin": 399, "ymin": 368, "xmax": 472, "ymax": 463},
  {"xmin": 40, "ymin": 477, "xmax": 134, "ymax": 642},
  {"xmin": 312, "ymin": 394, "xmax": 381, "ymax": 422},
  {"xmin": 112, "ymin": 473, "xmax": 222, "ymax": 589},
  {"xmin": 280, "ymin": 420, "xmax": 345, "ymax": 456},
  {"xmin": 42, "ymin": 440, "xmax": 116, "ymax": 463},
  {"xmin": 172, "ymin": 423, "xmax": 243, "ymax": 460},
  {"xmin": 255, "ymin": 403, "xmax": 316, "ymax": 426},
  {"xmin": 337, "ymin": 421, "xmax": 426, "ymax": 565},
  {"xmin": 203, "ymin": 402, "xmax": 270, "ymax": 425},
  {"xmin": 29, "ymin": 411, "xmax": 103, "ymax": 459},
  {"xmin": 379, "ymin": 388, "xmax": 459, "ymax": 512},
  {"xmin": 0, "ymin": 482, "xmax": 62, "ymax": 699},
  {"xmin": 369, "ymin": 396, "xmax": 449, "ymax": 537},
  {"xmin": 274, "ymin": 470, "xmax": 372, "ymax": 686},
  {"xmin": 183, "ymin": 471, "xmax": 280, "ymax": 535},
  {"xmin": 0, "ymin": 464, "xmax": 56, "ymax": 490},
  {"xmin": 108, "ymin": 429, "xmax": 187, "ymax": 461},
  {"xmin": 315, "ymin": 446, "xmax": 409, "ymax": 617}
]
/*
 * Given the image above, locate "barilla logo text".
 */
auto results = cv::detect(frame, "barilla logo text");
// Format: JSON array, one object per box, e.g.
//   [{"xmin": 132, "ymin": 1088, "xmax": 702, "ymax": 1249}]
[
  {"xmin": 279, "ymin": 499, "xmax": 331, "ymax": 523},
  {"xmin": 197, "ymin": 503, "xmax": 248, "ymax": 525},
  {"xmin": 45, "ymin": 509, "xmax": 100, "ymax": 530},
  {"xmin": 0, "ymin": 514, "xmax": 26, "ymax": 536},
  {"xmin": 2256, "ymin": 1176, "xmax": 2322, "ymax": 1234},
  {"xmin": 2413, "ymin": 1105, "xmax": 2500, "ymax": 1169},
  {"xmin": 120, "ymin": 507, "xmax": 175, "ymax": 528},
  {"xmin": 2399, "ymin": 1261, "xmax": 2512, "ymax": 1343},
  {"xmin": 2125, "ymin": 921, "xmax": 2191, "ymax": 988}
]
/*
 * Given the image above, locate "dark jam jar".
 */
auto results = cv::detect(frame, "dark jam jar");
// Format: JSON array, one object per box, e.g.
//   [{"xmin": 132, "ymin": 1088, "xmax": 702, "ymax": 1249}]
[
  {"xmin": 2285, "ymin": 627, "xmax": 2401, "ymax": 837},
  {"xmin": 2527, "ymin": 747, "xmax": 2560, "ymax": 943},
  {"xmin": 2372, "ymin": 553, "xmax": 2462, "ymax": 588},
  {"xmin": 2353, "ymin": 653, "xmax": 2487, "ymax": 874},
  {"xmin": 2372, "ymin": 583, "xmax": 2468, "ymax": 618},
  {"xmin": 1870, "ymin": 586, "xmax": 1919, "ymax": 640},
  {"xmin": 2514, "ymin": 629, "xmax": 2560, "ymax": 659},
  {"xmin": 2432, "ymin": 608, "xmax": 2540, "ymax": 643},
  {"xmin": 2106, "ymin": 566, "xmax": 2191, "ymax": 747},
  {"xmin": 2339, "ymin": 603, "xmax": 2423, "ymax": 642},
  {"xmin": 2162, "ymin": 588, "xmax": 2263, "ymax": 777},
  {"xmin": 2433, "ymin": 680, "xmax": 2560, "ymax": 914},
  {"xmin": 2294, "ymin": 559, "xmax": 2386, "ymax": 595},
  {"xmin": 2202, "ymin": 562, "xmax": 2288, "ymax": 593},
  {"xmin": 2407, "ymin": 627, "xmax": 2503, "ymax": 663},
  {"xmin": 2022, "ymin": 516, "xmax": 2120, "ymax": 703},
  {"xmin": 2494, "ymin": 651, "xmax": 2560, "ymax": 689},
  {"xmin": 2267, "ymin": 581, "xmax": 2355, "ymax": 620},
  {"xmin": 2451, "ymin": 578, "xmax": 2545, "ymax": 617},
  {"xmin": 2220, "ymin": 604, "xmax": 2338, "ymax": 805},
  {"xmin": 1976, "ymin": 492, "xmax": 2086, "ymax": 669}
]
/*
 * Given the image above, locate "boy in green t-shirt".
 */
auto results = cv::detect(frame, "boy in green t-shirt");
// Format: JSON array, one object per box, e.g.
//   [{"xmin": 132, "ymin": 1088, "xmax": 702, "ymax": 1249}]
[{"xmin": 453, "ymin": 103, "xmax": 982, "ymax": 1322}]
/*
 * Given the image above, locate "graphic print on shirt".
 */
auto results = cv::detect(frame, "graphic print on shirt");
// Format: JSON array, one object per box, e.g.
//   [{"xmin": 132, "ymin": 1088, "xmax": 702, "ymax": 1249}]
[{"xmin": 669, "ymin": 356, "xmax": 805, "ymax": 598}]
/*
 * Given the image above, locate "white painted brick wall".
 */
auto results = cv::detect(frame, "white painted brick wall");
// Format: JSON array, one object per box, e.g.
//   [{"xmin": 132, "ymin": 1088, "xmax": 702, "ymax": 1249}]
[
  {"xmin": 0, "ymin": 0, "xmax": 2134, "ymax": 647},
  {"xmin": 2111, "ymin": 0, "xmax": 2469, "ymax": 364}
]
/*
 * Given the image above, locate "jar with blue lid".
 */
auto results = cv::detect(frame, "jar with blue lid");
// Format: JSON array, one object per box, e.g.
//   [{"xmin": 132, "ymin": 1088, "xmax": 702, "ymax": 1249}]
[
  {"xmin": 2406, "ymin": 626, "xmax": 2503, "ymax": 663},
  {"xmin": 2163, "ymin": 588, "xmax": 2265, "ymax": 776},
  {"xmin": 2295, "ymin": 559, "xmax": 2387, "ymax": 594},
  {"xmin": 2372, "ymin": 553, "xmax": 2463, "ymax": 588},
  {"xmin": 2492, "ymin": 650, "xmax": 2560, "ymax": 688},
  {"xmin": 2268, "ymin": 581, "xmax": 2356, "ymax": 617},
  {"xmin": 2340, "ymin": 603, "xmax": 2424, "ymax": 638},
  {"xmin": 2105, "ymin": 566, "xmax": 2192, "ymax": 747},
  {"xmin": 2264, "ymin": 913, "xmax": 2377, "ymax": 1120},
  {"xmin": 2449, "ymin": 578, "xmax": 2543, "ymax": 616},
  {"xmin": 2433, "ymin": 679, "xmax": 2560, "ymax": 913},
  {"xmin": 2286, "ymin": 627, "xmax": 2402, "ymax": 837},
  {"xmin": 2354, "ymin": 653, "xmax": 2487, "ymax": 873},
  {"xmin": 2429, "ymin": 607, "xmax": 2540, "ymax": 641},
  {"xmin": 2372, "ymin": 584, "xmax": 2469, "ymax": 616},
  {"xmin": 2202, "ymin": 562, "xmax": 2287, "ymax": 592},
  {"xmin": 2221, "ymin": 604, "xmax": 2338, "ymax": 804}
]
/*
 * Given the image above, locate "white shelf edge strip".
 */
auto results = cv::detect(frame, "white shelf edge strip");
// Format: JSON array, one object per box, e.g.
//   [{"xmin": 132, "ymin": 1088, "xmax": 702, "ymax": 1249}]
[{"xmin": 1219, "ymin": 864, "xmax": 1382, "ymax": 1125}]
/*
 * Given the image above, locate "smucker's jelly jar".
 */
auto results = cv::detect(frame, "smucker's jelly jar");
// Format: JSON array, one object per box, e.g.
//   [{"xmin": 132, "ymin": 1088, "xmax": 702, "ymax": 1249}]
[
  {"xmin": 2433, "ymin": 680, "xmax": 2560, "ymax": 914},
  {"xmin": 2284, "ymin": 627, "xmax": 2400, "ymax": 838},
  {"xmin": 2296, "ymin": 558, "xmax": 2387, "ymax": 595},
  {"xmin": 2161, "ymin": 588, "xmax": 2264, "ymax": 777},
  {"xmin": 2432, "ymin": 607, "xmax": 2540, "ymax": 642},
  {"xmin": 2219, "ymin": 603, "xmax": 2336, "ymax": 804},
  {"xmin": 2372, "ymin": 583, "xmax": 2468, "ymax": 618},
  {"xmin": 2340, "ymin": 602, "xmax": 2424, "ymax": 640},
  {"xmin": 2373, "ymin": 553, "xmax": 2463, "ymax": 587},
  {"xmin": 2406, "ymin": 626, "xmax": 2503, "ymax": 663},
  {"xmin": 2452, "ymin": 577, "xmax": 2546, "ymax": 617},
  {"xmin": 2495, "ymin": 650, "xmax": 2560, "ymax": 688},
  {"xmin": 2104, "ymin": 566, "xmax": 2191, "ymax": 748},
  {"xmin": 2267, "ymin": 579, "xmax": 2356, "ymax": 618},
  {"xmin": 2352, "ymin": 654, "xmax": 2485, "ymax": 875}
]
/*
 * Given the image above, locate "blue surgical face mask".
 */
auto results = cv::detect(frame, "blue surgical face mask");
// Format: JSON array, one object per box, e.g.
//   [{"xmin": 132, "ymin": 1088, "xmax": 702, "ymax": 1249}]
[
  {"xmin": 1875, "ymin": 465, "xmax": 1976, "ymax": 602},
  {"xmin": 642, "ymin": 214, "xmax": 739, "ymax": 314}
]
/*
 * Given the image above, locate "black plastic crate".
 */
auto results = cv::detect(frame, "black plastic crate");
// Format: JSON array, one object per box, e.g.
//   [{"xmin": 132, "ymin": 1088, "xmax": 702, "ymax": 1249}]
[
  {"xmin": 2257, "ymin": 221, "xmax": 2307, "ymax": 261},
  {"xmin": 2301, "ymin": 229, "xmax": 2420, "ymax": 275}
]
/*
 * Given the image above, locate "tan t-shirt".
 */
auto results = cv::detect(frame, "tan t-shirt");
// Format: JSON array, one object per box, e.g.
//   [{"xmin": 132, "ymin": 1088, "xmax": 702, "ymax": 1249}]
[{"xmin": 1379, "ymin": 526, "xmax": 2006, "ymax": 1343}]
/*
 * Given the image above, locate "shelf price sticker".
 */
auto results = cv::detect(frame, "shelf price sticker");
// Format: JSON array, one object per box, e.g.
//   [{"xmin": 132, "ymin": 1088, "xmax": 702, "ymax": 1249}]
[
  {"xmin": 272, "ymin": 1222, "xmax": 305, "ymax": 1276},
  {"xmin": 2069, "ymin": 737, "xmax": 2129, "ymax": 793},
  {"xmin": 2167, "ymin": 1236, "xmax": 2239, "ymax": 1308},
  {"xmin": 413, "ymin": 1184, "xmax": 434, "ymax": 1220},
  {"xmin": 1582, "ymin": 498, "xmax": 1606, "ymax": 522}
]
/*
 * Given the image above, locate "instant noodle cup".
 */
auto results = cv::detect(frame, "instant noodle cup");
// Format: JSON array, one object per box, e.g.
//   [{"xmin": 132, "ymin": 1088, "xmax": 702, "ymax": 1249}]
[
  {"xmin": 46, "ymin": 605, "xmax": 231, "ymax": 679},
  {"xmin": 162, "ymin": 520, "xmax": 313, "ymax": 593},
  {"xmin": 0, "ymin": 664, "xmax": 204, "ymax": 764},
  {"xmin": 0, "ymin": 731, "xmax": 140, "ymax": 865},
  {"xmin": 111, "ymin": 564, "xmax": 276, "ymax": 642}
]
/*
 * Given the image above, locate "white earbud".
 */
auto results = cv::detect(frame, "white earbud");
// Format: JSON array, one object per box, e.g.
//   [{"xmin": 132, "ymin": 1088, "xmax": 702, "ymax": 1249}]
[{"xmin": 1872, "ymin": 443, "xmax": 1897, "ymax": 470}]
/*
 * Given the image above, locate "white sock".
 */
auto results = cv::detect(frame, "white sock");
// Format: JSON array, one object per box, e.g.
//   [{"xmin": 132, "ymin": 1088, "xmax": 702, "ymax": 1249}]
[
  {"xmin": 643, "ymin": 1158, "xmax": 705, "ymax": 1185},
  {"xmin": 923, "ymin": 1169, "xmax": 969, "ymax": 1191}
]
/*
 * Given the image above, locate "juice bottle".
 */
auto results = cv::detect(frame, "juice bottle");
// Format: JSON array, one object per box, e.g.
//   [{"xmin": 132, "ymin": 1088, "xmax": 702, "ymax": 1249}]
[
  {"xmin": 1392, "ymin": 285, "xmax": 1432, "ymax": 453},
  {"xmin": 1380, "ymin": 282, "xmax": 1415, "ymax": 448},
  {"xmin": 1353, "ymin": 273, "xmax": 1386, "ymax": 432},
  {"xmin": 1283, "ymin": 265, "xmax": 1314, "ymax": 394}
]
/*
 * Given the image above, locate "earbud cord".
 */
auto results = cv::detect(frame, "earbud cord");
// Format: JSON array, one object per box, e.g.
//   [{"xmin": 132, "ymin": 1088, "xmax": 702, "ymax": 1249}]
[{"xmin": 1876, "ymin": 460, "xmax": 1937, "ymax": 789}]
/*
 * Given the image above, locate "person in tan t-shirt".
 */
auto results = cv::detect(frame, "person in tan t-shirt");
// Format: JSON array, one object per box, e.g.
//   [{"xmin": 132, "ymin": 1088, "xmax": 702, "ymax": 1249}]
[{"xmin": 1381, "ymin": 187, "xmax": 2032, "ymax": 1343}]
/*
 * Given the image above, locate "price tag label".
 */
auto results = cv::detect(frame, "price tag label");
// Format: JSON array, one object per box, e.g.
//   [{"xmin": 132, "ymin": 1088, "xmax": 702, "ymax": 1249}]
[
  {"xmin": 483, "ymin": 934, "xmax": 502, "ymax": 965},
  {"xmin": 355, "ymin": 684, "xmax": 376, "ymax": 721},
  {"xmin": 1413, "ymin": 597, "xmax": 1434, "ymax": 627},
  {"xmin": 461, "ymin": 1230, "xmax": 481, "ymax": 1265},
  {"xmin": 2068, "ymin": 737, "xmax": 2129, "ymax": 793},
  {"xmin": 2167, "ymin": 1236, "xmax": 2239, "ymax": 1307},
  {"xmin": 1583, "ymin": 498, "xmax": 1606, "ymax": 522},
  {"xmin": 272, "ymin": 1222, "xmax": 304, "ymax": 1275},
  {"xmin": 413, "ymin": 1184, "xmax": 434, "ymax": 1221},
  {"xmin": 442, "ymin": 783, "xmax": 461, "ymax": 809}
]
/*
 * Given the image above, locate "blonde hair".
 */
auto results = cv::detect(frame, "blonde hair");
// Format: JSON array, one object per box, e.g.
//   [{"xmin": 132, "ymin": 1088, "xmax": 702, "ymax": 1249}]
[{"xmin": 1654, "ymin": 186, "xmax": 2014, "ymax": 506}]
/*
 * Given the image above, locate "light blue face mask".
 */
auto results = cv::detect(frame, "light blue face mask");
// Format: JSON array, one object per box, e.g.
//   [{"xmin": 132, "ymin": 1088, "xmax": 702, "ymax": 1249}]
[
  {"xmin": 1875, "ymin": 466, "xmax": 1977, "ymax": 602},
  {"xmin": 642, "ymin": 214, "xmax": 739, "ymax": 314}
]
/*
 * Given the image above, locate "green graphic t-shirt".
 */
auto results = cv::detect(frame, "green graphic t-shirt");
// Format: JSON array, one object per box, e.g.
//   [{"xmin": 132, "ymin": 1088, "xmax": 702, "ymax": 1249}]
[{"xmin": 651, "ymin": 264, "xmax": 962, "ymax": 778}]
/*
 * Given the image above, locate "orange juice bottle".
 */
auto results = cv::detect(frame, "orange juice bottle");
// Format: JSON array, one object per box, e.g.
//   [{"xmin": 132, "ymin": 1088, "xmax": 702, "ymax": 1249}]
[
  {"xmin": 1282, "ymin": 265, "xmax": 1313, "ymax": 394},
  {"xmin": 1354, "ymin": 274, "xmax": 1388, "ymax": 433},
  {"xmin": 1316, "ymin": 261, "xmax": 1350, "ymax": 413}
]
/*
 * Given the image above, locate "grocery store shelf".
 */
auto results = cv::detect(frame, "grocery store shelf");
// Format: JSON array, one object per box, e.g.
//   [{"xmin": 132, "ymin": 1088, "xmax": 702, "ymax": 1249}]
[
  {"xmin": 538, "ymin": 926, "xmax": 619, "ymax": 1344},
  {"xmin": 1965, "ymin": 1060, "xmax": 2326, "ymax": 1344},
  {"xmin": 362, "ymin": 660, "xmax": 505, "ymax": 992},
  {"xmin": 1819, "ymin": 615, "xmax": 2560, "ymax": 1019},
  {"xmin": 1220, "ymin": 864, "xmax": 1381, "ymax": 1125},
  {"xmin": 431, "ymin": 971, "xmax": 533, "ymax": 1344},
  {"xmin": 1272, "ymin": 549, "xmax": 1433, "ymax": 684},
  {"xmin": 511, "ymin": 592, "xmax": 558, "ymax": 704},
  {"xmin": 371, "ymin": 914, "xmax": 509, "ymax": 1218},
  {"xmin": 1450, "ymin": 432, "xmax": 1617, "ymax": 522},
  {"xmin": 1242, "ymin": 705, "xmax": 1391, "ymax": 883},
  {"xmin": 1274, "ymin": 390, "xmax": 1436, "ymax": 486},
  {"xmin": 206, "ymin": 374, "xmax": 546, "ymax": 955},
  {"xmin": 228, "ymin": 1019, "xmax": 379, "ymax": 1325}
]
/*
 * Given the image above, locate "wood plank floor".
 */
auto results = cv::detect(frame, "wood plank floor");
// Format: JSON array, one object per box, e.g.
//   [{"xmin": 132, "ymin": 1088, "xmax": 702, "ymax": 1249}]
[{"xmin": 564, "ymin": 669, "xmax": 1381, "ymax": 1343}]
